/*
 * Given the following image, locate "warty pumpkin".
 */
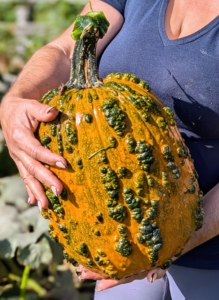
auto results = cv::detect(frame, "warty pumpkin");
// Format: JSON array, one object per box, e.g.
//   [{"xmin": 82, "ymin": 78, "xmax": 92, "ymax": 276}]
[{"xmin": 36, "ymin": 11, "xmax": 204, "ymax": 279}]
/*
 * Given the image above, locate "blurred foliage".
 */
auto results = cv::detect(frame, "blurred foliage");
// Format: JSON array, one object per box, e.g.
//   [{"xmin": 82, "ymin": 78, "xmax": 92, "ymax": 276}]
[
  {"xmin": 0, "ymin": 3, "xmax": 16, "ymax": 22},
  {"xmin": 0, "ymin": 1, "xmax": 84, "ymax": 74},
  {"xmin": 34, "ymin": 1, "xmax": 83, "ymax": 29}
]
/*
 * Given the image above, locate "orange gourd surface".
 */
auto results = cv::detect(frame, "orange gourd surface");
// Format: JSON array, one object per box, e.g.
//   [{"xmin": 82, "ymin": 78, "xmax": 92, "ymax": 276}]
[{"xmin": 36, "ymin": 12, "xmax": 203, "ymax": 279}]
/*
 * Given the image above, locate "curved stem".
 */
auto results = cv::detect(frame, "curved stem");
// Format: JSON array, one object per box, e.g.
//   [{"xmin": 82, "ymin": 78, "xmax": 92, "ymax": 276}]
[
  {"xmin": 66, "ymin": 12, "xmax": 109, "ymax": 89},
  {"xmin": 67, "ymin": 35, "xmax": 102, "ymax": 89},
  {"xmin": 8, "ymin": 273, "xmax": 46, "ymax": 297},
  {"xmin": 19, "ymin": 265, "xmax": 31, "ymax": 300},
  {"xmin": 88, "ymin": 0, "xmax": 93, "ymax": 11}
]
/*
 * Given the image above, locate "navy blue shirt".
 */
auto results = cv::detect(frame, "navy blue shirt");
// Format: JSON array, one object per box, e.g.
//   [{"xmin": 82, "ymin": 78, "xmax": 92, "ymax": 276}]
[{"xmin": 99, "ymin": 0, "xmax": 219, "ymax": 269}]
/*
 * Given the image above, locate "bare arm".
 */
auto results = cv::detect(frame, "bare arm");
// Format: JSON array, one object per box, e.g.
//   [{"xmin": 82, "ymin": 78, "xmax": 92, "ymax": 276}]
[
  {"xmin": 0, "ymin": 0, "xmax": 124, "ymax": 208},
  {"xmin": 182, "ymin": 183, "xmax": 219, "ymax": 254}
]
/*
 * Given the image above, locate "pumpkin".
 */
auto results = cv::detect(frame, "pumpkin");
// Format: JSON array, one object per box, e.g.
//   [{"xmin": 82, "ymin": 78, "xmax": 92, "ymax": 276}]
[{"xmin": 36, "ymin": 11, "xmax": 204, "ymax": 279}]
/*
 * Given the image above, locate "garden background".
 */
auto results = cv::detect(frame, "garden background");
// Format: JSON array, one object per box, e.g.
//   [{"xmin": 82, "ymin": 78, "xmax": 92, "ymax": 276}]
[{"xmin": 0, "ymin": 1, "xmax": 96, "ymax": 299}]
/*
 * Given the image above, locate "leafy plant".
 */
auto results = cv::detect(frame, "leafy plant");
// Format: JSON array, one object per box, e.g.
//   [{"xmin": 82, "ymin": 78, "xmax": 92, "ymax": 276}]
[
  {"xmin": 0, "ymin": 176, "xmax": 95, "ymax": 299},
  {"xmin": 0, "ymin": 1, "xmax": 84, "ymax": 74}
]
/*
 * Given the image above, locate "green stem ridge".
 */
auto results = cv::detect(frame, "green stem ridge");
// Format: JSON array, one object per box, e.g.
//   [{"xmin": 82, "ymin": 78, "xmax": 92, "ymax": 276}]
[
  {"xmin": 66, "ymin": 12, "xmax": 109, "ymax": 89},
  {"xmin": 88, "ymin": 0, "xmax": 94, "ymax": 12}
]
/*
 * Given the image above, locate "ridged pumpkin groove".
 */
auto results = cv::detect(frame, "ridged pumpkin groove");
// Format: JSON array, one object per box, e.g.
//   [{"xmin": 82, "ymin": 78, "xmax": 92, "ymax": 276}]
[{"xmin": 36, "ymin": 11, "xmax": 204, "ymax": 279}]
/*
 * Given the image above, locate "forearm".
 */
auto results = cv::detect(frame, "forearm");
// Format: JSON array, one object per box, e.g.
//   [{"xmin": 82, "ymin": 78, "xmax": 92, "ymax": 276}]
[
  {"xmin": 180, "ymin": 183, "xmax": 219, "ymax": 255},
  {"xmin": 7, "ymin": 44, "xmax": 71, "ymax": 100}
]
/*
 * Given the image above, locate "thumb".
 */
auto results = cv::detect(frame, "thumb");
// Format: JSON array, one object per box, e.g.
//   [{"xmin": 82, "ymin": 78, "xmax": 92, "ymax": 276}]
[
  {"xmin": 96, "ymin": 278, "xmax": 119, "ymax": 291},
  {"xmin": 27, "ymin": 100, "xmax": 59, "ymax": 123}
]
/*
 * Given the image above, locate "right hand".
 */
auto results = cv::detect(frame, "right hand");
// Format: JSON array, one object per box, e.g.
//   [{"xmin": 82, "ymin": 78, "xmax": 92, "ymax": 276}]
[
  {"xmin": 76, "ymin": 265, "xmax": 167, "ymax": 291},
  {"xmin": 0, "ymin": 95, "xmax": 67, "ymax": 209}
]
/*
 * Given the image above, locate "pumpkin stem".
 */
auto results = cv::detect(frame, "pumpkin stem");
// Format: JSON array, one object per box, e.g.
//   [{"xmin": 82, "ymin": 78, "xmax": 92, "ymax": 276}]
[
  {"xmin": 88, "ymin": 0, "xmax": 94, "ymax": 12},
  {"xmin": 66, "ymin": 12, "xmax": 109, "ymax": 89}
]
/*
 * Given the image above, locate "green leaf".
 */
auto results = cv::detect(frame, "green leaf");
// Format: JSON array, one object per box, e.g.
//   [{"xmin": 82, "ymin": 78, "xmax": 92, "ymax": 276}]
[
  {"xmin": 0, "ymin": 205, "xmax": 24, "ymax": 239},
  {"xmin": 0, "ymin": 205, "xmax": 24, "ymax": 259},
  {"xmin": 86, "ymin": 11, "xmax": 109, "ymax": 36},
  {"xmin": 71, "ymin": 11, "xmax": 109, "ymax": 40},
  {"xmin": 17, "ymin": 236, "xmax": 53, "ymax": 269},
  {"xmin": 0, "ymin": 175, "xmax": 28, "ymax": 210},
  {"xmin": 0, "ymin": 205, "xmax": 49, "ymax": 259},
  {"xmin": 0, "ymin": 238, "xmax": 17, "ymax": 259},
  {"xmin": 19, "ymin": 206, "xmax": 49, "ymax": 234}
]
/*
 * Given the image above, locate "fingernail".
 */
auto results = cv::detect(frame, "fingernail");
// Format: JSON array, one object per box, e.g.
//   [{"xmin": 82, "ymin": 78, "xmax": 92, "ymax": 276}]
[
  {"xmin": 38, "ymin": 201, "xmax": 42, "ymax": 211},
  {"xmin": 56, "ymin": 161, "xmax": 67, "ymax": 169},
  {"xmin": 27, "ymin": 197, "xmax": 31, "ymax": 204},
  {"xmin": 46, "ymin": 106, "xmax": 56, "ymax": 114},
  {"xmin": 51, "ymin": 186, "xmax": 58, "ymax": 197},
  {"xmin": 150, "ymin": 273, "xmax": 158, "ymax": 283}
]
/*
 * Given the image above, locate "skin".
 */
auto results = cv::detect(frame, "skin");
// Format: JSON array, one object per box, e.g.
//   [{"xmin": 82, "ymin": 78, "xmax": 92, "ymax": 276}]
[{"xmin": 1, "ymin": 0, "xmax": 219, "ymax": 291}]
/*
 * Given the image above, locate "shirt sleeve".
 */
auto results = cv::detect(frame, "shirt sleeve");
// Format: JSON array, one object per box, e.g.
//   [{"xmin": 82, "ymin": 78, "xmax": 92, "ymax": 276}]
[{"xmin": 101, "ymin": 0, "xmax": 127, "ymax": 16}]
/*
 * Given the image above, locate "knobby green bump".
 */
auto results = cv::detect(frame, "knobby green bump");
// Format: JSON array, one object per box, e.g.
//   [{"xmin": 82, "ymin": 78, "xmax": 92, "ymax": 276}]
[
  {"xmin": 123, "ymin": 188, "xmax": 143, "ymax": 222},
  {"xmin": 101, "ymin": 98, "xmax": 126, "ymax": 136},
  {"xmin": 135, "ymin": 140, "xmax": 154, "ymax": 171},
  {"xmin": 108, "ymin": 204, "xmax": 127, "ymax": 222},
  {"xmin": 115, "ymin": 238, "xmax": 132, "ymax": 256}
]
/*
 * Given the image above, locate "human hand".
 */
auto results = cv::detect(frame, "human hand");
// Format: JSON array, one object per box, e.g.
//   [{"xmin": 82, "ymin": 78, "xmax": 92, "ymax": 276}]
[
  {"xmin": 0, "ymin": 95, "xmax": 67, "ymax": 209},
  {"xmin": 76, "ymin": 265, "xmax": 167, "ymax": 291}
]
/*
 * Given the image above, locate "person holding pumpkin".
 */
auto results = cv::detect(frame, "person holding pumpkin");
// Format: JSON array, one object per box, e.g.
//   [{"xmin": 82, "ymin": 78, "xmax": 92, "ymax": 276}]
[{"xmin": 1, "ymin": 0, "xmax": 219, "ymax": 299}]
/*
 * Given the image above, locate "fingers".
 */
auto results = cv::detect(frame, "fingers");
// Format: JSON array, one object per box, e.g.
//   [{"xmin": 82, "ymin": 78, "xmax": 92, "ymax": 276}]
[
  {"xmin": 146, "ymin": 267, "xmax": 167, "ymax": 283},
  {"xmin": 77, "ymin": 265, "xmax": 110, "ymax": 281},
  {"xmin": 11, "ymin": 101, "xmax": 67, "ymax": 168},
  {"xmin": 1, "ymin": 98, "xmax": 68, "ymax": 207},
  {"xmin": 26, "ymin": 187, "xmax": 44, "ymax": 211},
  {"xmin": 10, "ymin": 126, "xmax": 67, "ymax": 196},
  {"xmin": 17, "ymin": 161, "xmax": 49, "ymax": 209},
  {"xmin": 95, "ymin": 268, "xmax": 167, "ymax": 292},
  {"xmin": 77, "ymin": 265, "xmax": 105, "ymax": 281},
  {"xmin": 23, "ymin": 136, "xmax": 67, "ymax": 169},
  {"xmin": 18, "ymin": 150, "xmax": 64, "ymax": 193},
  {"xmin": 25, "ymin": 100, "xmax": 60, "ymax": 123},
  {"xmin": 26, "ymin": 185, "xmax": 37, "ymax": 205},
  {"xmin": 76, "ymin": 266, "xmax": 166, "ymax": 292},
  {"xmin": 96, "ymin": 270, "xmax": 147, "ymax": 291}
]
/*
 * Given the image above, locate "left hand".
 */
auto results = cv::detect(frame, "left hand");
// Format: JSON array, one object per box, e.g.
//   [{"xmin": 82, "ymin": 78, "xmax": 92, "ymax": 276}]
[{"xmin": 76, "ymin": 265, "xmax": 167, "ymax": 291}]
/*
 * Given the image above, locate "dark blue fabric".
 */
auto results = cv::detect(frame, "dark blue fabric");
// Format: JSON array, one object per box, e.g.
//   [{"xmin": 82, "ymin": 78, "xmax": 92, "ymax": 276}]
[
  {"xmin": 102, "ymin": 0, "xmax": 126, "ymax": 15},
  {"xmin": 100, "ymin": 0, "xmax": 219, "ymax": 269}
]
